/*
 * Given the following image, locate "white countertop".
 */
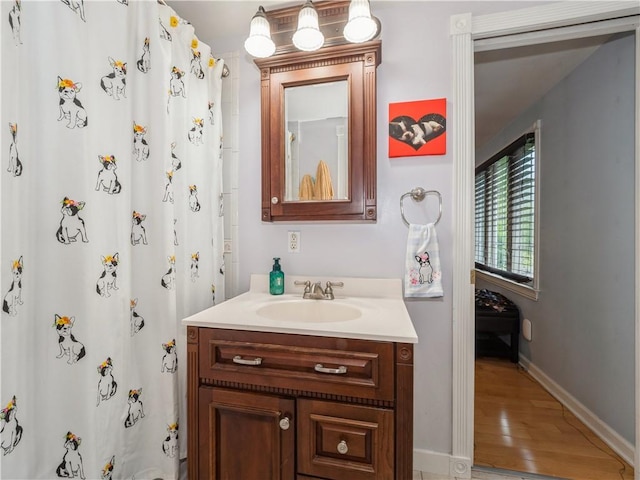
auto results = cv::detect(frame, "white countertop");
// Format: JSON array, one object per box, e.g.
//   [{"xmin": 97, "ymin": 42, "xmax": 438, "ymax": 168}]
[{"xmin": 182, "ymin": 274, "xmax": 418, "ymax": 343}]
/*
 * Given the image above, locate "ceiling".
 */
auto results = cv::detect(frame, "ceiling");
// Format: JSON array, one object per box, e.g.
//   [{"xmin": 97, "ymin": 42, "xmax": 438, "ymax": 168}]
[
  {"xmin": 474, "ymin": 35, "xmax": 609, "ymax": 149},
  {"xmin": 169, "ymin": 1, "xmax": 610, "ymax": 149}
]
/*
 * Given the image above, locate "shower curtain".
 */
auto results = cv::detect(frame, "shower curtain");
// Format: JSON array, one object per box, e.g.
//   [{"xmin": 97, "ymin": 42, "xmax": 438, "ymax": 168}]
[{"xmin": 1, "ymin": 1, "xmax": 224, "ymax": 478}]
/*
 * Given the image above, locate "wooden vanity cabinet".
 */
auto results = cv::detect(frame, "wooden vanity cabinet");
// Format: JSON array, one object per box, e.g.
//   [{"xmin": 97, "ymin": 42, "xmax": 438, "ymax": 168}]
[{"xmin": 187, "ymin": 327, "xmax": 414, "ymax": 480}]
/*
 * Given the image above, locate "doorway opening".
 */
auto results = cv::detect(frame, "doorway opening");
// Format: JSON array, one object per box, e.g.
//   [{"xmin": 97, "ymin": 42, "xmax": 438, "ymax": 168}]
[
  {"xmin": 450, "ymin": 3, "xmax": 640, "ymax": 478},
  {"xmin": 472, "ymin": 30, "xmax": 636, "ymax": 479}
]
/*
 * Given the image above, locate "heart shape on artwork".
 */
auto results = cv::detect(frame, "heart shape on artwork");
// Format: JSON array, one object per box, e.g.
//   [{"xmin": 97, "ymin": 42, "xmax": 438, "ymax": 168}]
[{"xmin": 389, "ymin": 113, "xmax": 446, "ymax": 150}]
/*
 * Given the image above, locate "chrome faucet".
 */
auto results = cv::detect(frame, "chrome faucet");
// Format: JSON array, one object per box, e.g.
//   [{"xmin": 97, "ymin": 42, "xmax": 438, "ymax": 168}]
[{"xmin": 294, "ymin": 280, "xmax": 344, "ymax": 300}]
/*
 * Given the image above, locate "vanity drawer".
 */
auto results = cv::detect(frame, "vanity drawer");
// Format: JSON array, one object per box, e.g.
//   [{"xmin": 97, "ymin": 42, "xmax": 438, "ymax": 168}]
[
  {"xmin": 199, "ymin": 328, "xmax": 394, "ymax": 401},
  {"xmin": 297, "ymin": 399, "xmax": 394, "ymax": 480}
]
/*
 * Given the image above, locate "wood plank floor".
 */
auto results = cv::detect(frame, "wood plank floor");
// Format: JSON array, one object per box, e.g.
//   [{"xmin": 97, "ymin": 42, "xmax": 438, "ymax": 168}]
[{"xmin": 474, "ymin": 358, "xmax": 634, "ymax": 480}]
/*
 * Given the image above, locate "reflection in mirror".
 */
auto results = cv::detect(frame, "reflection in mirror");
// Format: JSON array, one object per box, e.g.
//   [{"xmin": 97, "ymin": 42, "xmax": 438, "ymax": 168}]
[{"xmin": 284, "ymin": 80, "xmax": 349, "ymax": 202}]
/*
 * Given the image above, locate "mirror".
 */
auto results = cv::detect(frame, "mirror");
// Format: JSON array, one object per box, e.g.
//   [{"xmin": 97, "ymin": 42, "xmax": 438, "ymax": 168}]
[
  {"xmin": 284, "ymin": 81, "xmax": 349, "ymax": 202},
  {"xmin": 255, "ymin": 41, "xmax": 381, "ymax": 222}
]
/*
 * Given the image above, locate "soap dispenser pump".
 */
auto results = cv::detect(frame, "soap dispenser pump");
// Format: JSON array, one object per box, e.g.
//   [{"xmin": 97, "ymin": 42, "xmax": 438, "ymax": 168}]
[{"xmin": 269, "ymin": 257, "xmax": 284, "ymax": 295}]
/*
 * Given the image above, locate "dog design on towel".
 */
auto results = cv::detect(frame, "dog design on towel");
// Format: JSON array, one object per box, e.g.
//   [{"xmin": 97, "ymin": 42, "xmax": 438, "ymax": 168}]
[
  {"xmin": 56, "ymin": 431, "xmax": 85, "ymax": 479},
  {"xmin": 414, "ymin": 251, "xmax": 433, "ymax": 284},
  {"xmin": 3, "ymin": 257, "xmax": 23, "ymax": 316},
  {"xmin": 124, "ymin": 389, "xmax": 144, "ymax": 428},
  {"xmin": 101, "ymin": 456, "xmax": 115, "ymax": 480},
  {"xmin": 96, "ymin": 358, "xmax": 117, "ymax": 406},
  {"xmin": 0, "ymin": 396, "xmax": 23, "ymax": 456}
]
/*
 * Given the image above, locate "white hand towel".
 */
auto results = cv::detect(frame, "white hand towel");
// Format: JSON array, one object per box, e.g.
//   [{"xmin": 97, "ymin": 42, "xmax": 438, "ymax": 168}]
[{"xmin": 404, "ymin": 223, "xmax": 443, "ymax": 298}]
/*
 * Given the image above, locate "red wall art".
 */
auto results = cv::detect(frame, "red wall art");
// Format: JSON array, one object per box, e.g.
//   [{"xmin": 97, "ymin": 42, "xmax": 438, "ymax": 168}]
[{"xmin": 389, "ymin": 98, "xmax": 446, "ymax": 157}]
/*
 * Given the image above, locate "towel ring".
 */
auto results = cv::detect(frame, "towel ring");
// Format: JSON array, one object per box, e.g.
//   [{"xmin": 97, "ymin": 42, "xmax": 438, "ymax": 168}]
[{"xmin": 400, "ymin": 187, "xmax": 442, "ymax": 227}]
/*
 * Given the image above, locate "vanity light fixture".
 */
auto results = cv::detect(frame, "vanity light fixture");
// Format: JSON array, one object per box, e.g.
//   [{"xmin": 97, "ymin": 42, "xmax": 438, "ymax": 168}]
[
  {"xmin": 244, "ymin": 0, "xmax": 381, "ymax": 58},
  {"xmin": 244, "ymin": 6, "xmax": 276, "ymax": 58},
  {"xmin": 343, "ymin": 0, "xmax": 379, "ymax": 43},
  {"xmin": 292, "ymin": 0, "xmax": 324, "ymax": 52}
]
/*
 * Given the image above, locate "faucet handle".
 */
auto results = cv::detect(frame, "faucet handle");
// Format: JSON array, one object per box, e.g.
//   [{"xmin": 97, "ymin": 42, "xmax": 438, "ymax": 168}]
[
  {"xmin": 294, "ymin": 280, "xmax": 312, "ymax": 293},
  {"xmin": 324, "ymin": 281, "xmax": 344, "ymax": 299}
]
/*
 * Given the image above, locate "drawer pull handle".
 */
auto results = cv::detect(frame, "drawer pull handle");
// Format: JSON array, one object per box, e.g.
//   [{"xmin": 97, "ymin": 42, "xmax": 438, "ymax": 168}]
[
  {"xmin": 337, "ymin": 440, "xmax": 349, "ymax": 455},
  {"xmin": 314, "ymin": 363, "xmax": 347, "ymax": 375},
  {"xmin": 232, "ymin": 355, "xmax": 263, "ymax": 366},
  {"xmin": 279, "ymin": 416, "xmax": 291, "ymax": 431}
]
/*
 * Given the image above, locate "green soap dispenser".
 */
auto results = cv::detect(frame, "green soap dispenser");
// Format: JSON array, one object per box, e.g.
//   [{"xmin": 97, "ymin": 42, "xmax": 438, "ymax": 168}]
[{"xmin": 269, "ymin": 257, "xmax": 284, "ymax": 295}]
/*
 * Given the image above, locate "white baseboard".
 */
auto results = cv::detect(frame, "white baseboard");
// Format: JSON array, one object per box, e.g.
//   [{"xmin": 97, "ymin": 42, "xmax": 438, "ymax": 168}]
[
  {"xmin": 414, "ymin": 449, "xmax": 472, "ymax": 479},
  {"xmin": 414, "ymin": 449, "xmax": 454, "ymax": 477},
  {"xmin": 519, "ymin": 355, "xmax": 635, "ymax": 466}
]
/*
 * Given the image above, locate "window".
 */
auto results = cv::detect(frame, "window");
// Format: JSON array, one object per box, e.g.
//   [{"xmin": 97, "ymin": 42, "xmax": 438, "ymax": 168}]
[{"xmin": 475, "ymin": 124, "xmax": 538, "ymax": 289}]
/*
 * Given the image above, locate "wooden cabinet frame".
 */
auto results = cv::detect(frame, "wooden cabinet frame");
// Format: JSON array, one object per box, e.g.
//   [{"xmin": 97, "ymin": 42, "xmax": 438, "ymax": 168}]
[{"xmin": 255, "ymin": 41, "xmax": 381, "ymax": 222}]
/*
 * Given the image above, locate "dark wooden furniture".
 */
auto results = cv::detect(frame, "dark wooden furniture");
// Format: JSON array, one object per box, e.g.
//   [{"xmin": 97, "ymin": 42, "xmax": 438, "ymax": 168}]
[
  {"xmin": 254, "ymin": 39, "xmax": 381, "ymax": 223},
  {"xmin": 187, "ymin": 326, "xmax": 413, "ymax": 479},
  {"xmin": 475, "ymin": 289, "xmax": 520, "ymax": 363}
]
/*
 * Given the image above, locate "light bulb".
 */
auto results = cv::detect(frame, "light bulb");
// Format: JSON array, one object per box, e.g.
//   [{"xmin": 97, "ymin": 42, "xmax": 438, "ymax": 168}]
[
  {"xmin": 343, "ymin": 0, "xmax": 378, "ymax": 43},
  {"xmin": 292, "ymin": 0, "xmax": 324, "ymax": 52},
  {"xmin": 244, "ymin": 6, "xmax": 276, "ymax": 58}
]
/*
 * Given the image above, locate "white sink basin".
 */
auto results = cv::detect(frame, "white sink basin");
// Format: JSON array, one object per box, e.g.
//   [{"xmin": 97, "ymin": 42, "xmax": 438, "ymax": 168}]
[
  {"xmin": 256, "ymin": 300, "xmax": 362, "ymax": 323},
  {"xmin": 182, "ymin": 274, "xmax": 418, "ymax": 344}
]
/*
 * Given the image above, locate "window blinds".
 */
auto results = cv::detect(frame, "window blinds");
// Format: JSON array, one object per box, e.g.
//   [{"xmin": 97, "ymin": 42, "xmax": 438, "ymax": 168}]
[{"xmin": 475, "ymin": 132, "xmax": 536, "ymax": 283}]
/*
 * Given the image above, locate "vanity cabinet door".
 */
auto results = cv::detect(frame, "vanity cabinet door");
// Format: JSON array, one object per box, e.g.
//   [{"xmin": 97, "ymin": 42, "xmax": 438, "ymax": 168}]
[
  {"xmin": 297, "ymin": 399, "xmax": 394, "ymax": 480},
  {"xmin": 199, "ymin": 387, "xmax": 295, "ymax": 480}
]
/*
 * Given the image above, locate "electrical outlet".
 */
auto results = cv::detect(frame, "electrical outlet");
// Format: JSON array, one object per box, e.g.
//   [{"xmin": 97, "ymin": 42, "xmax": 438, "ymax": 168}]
[{"xmin": 288, "ymin": 230, "xmax": 300, "ymax": 253}]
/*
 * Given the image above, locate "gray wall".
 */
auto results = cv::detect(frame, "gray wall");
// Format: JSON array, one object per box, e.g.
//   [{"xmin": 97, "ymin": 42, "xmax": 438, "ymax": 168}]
[{"xmin": 476, "ymin": 33, "xmax": 636, "ymax": 443}]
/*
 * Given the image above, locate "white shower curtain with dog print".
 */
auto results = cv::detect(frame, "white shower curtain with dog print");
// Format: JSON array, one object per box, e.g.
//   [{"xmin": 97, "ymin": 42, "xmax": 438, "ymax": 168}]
[{"xmin": 0, "ymin": 1, "xmax": 225, "ymax": 478}]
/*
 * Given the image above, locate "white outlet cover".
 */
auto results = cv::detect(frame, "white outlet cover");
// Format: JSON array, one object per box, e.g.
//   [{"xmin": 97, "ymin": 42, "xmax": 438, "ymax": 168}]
[
  {"xmin": 522, "ymin": 318, "xmax": 532, "ymax": 341},
  {"xmin": 288, "ymin": 230, "xmax": 300, "ymax": 253}
]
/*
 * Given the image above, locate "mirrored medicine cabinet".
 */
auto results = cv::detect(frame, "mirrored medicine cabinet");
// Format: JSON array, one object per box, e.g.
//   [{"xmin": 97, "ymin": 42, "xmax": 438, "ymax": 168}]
[{"xmin": 254, "ymin": 33, "xmax": 381, "ymax": 222}]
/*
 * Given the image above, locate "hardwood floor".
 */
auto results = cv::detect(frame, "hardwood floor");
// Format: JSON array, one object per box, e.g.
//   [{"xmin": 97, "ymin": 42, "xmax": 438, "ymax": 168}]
[{"xmin": 474, "ymin": 358, "xmax": 634, "ymax": 480}]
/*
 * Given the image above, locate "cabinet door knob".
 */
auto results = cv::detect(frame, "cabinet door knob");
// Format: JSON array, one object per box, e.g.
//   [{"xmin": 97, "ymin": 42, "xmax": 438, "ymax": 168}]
[
  {"xmin": 337, "ymin": 440, "xmax": 349, "ymax": 455},
  {"xmin": 279, "ymin": 416, "xmax": 291, "ymax": 431},
  {"xmin": 271, "ymin": 196, "xmax": 279, "ymax": 204}
]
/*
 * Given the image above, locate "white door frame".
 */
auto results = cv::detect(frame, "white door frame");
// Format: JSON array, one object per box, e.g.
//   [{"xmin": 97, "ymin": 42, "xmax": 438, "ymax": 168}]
[{"xmin": 450, "ymin": 2, "xmax": 640, "ymax": 478}]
